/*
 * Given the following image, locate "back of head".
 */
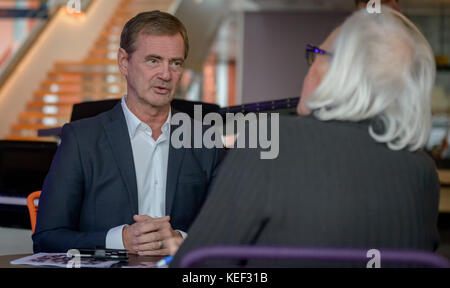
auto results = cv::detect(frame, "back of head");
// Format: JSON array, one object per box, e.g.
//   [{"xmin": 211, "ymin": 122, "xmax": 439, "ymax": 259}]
[{"xmin": 307, "ymin": 8, "xmax": 436, "ymax": 151}]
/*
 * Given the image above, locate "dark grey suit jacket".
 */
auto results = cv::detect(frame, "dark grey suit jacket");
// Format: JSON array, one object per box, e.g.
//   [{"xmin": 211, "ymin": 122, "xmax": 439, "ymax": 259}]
[
  {"xmin": 33, "ymin": 103, "xmax": 222, "ymax": 253},
  {"xmin": 171, "ymin": 115, "xmax": 440, "ymax": 267}
]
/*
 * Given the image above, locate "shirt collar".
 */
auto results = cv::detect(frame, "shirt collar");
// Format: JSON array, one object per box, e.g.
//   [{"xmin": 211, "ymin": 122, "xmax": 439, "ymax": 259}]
[{"xmin": 121, "ymin": 95, "xmax": 172, "ymax": 139}]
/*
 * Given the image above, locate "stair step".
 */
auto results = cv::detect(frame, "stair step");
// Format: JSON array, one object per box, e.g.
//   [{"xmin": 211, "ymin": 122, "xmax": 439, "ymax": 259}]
[
  {"xmin": 41, "ymin": 78, "xmax": 126, "ymax": 86},
  {"xmin": 17, "ymin": 117, "xmax": 69, "ymax": 127},
  {"xmin": 41, "ymin": 82, "xmax": 126, "ymax": 92},
  {"xmin": 26, "ymin": 102, "xmax": 73, "ymax": 115},
  {"xmin": 47, "ymin": 70, "xmax": 122, "ymax": 78},
  {"xmin": 89, "ymin": 47, "xmax": 119, "ymax": 57},
  {"xmin": 19, "ymin": 113, "xmax": 69, "ymax": 124},
  {"xmin": 35, "ymin": 90, "xmax": 124, "ymax": 96},
  {"xmin": 55, "ymin": 58, "xmax": 118, "ymax": 66},
  {"xmin": 34, "ymin": 92, "xmax": 122, "ymax": 104},
  {"xmin": 52, "ymin": 64, "xmax": 120, "ymax": 73},
  {"xmin": 20, "ymin": 111, "xmax": 68, "ymax": 118},
  {"xmin": 91, "ymin": 42, "xmax": 120, "ymax": 50},
  {"xmin": 90, "ymin": 47, "xmax": 117, "ymax": 53},
  {"xmin": 36, "ymin": 84, "xmax": 126, "ymax": 95},
  {"xmin": 12, "ymin": 123, "xmax": 60, "ymax": 131},
  {"xmin": 27, "ymin": 101, "xmax": 74, "ymax": 108}
]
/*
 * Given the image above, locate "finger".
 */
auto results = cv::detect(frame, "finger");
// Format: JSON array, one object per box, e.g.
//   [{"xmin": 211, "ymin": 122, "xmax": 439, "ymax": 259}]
[
  {"xmin": 131, "ymin": 220, "xmax": 163, "ymax": 236},
  {"xmin": 136, "ymin": 220, "xmax": 171, "ymax": 236},
  {"xmin": 137, "ymin": 248, "xmax": 171, "ymax": 257},
  {"xmin": 133, "ymin": 215, "xmax": 152, "ymax": 222},
  {"xmin": 135, "ymin": 228, "xmax": 173, "ymax": 245},
  {"xmin": 165, "ymin": 237, "xmax": 184, "ymax": 255},
  {"xmin": 134, "ymin": 241, "xmax": 161, "ymax": 252},
  {"xmin": 135, "ymin": 231, "xmax": 160, "ymax": 245},
  {"xmin": 134, "ymin": 215, "xmax": 170, "ymax": 223}
]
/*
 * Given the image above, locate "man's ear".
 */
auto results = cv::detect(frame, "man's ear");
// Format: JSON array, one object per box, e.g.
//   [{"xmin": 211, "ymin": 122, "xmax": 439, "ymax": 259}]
[{"xmin": 118, "ymin": 48, "xmax": 129, "ymax": 77}]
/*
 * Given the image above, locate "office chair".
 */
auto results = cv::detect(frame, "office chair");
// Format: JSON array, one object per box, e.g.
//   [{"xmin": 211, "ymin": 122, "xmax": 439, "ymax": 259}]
[
  {"xmin": 70, "ymin": 98, "xmax": 220, "ymax": 122},
  {"xmin": 70, "ymin": 99, "xmax": 120, "ymax": 122},
  {"xmin": 41, "ymin": 98, "xmax": 220, "ymax": 138},
  {"xmin": 179, "ymin": 245, "xmax": 450, "ymax": 268},
  {"xmin": 26, "ymin": 191, "xmax": 41, "ymax": 233}
]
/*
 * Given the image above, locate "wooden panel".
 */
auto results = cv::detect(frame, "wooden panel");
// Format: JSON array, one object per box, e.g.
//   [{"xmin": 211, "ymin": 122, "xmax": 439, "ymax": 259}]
[
  {"xmin": 438, "ymin": 170, "xmax": 450, "ymax": 213},
  {"xmin": 438, "ymin": 170, "xmax": 450, "ymax": 185},
  {"xmin": 440, "ymin": 187, "xmax": 450, "ymax": 213}
]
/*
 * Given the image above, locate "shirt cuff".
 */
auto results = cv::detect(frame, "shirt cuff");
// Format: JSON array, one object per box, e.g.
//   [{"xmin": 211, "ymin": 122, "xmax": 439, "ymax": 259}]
[
  {"xmin": 175, "ymin": 230, "xmax": 188, "ymax": 239},
  {"xmin": 106, "ymin": 224, "xmax": 127, "ymax": 249}
]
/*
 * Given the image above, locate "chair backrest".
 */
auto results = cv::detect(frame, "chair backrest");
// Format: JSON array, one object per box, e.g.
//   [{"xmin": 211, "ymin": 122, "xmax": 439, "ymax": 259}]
[
  {"xmin": 70, "ymin": 98, "xmax": 221, "ymax": 122},
  {"xmin": 171, "ymin": 99, "xmax": 220, "ymax": 119},
  {"xmin": 26, "ymin": 191, "xmax": 41, "ymax": 233},
  {"xmin": 70, "ymin": 99, "xmax": 120, "ymax": 122},
  {"xmin": 179, "ymin": 245, "xmax": 450, "ymax": 268}
]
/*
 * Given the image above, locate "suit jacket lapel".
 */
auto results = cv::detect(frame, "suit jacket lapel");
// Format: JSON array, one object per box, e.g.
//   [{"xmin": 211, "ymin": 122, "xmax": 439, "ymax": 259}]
[
  {"xmin": 103, "ymin": 103, "xmax": 139, "ymax": 216},
  {"xmin": 166, "ymin": 110, "xmax": 186, "ymax": 215}
]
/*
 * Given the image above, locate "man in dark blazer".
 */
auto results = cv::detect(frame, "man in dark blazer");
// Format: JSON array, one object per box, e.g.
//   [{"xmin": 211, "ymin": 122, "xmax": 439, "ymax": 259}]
[{"xmin": 33, "ymin": 11, "xmax": 222, "ymax": 255}]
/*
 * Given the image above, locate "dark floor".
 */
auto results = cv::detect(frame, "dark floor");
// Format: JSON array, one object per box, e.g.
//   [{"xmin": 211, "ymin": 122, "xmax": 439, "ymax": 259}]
[{"xmin": 437, "ymin": 213, "xmax": 450, "ymax": 259}]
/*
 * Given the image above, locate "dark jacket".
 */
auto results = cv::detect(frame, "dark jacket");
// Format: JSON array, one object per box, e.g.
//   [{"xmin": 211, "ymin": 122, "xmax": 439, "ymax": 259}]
[
  {"xmin": 33, "ymin": 103, "xmax": 222, "ymax": 253},
  {"xmin": 171, "ymin": 114, "xmax": 440, "ymax": 267}
]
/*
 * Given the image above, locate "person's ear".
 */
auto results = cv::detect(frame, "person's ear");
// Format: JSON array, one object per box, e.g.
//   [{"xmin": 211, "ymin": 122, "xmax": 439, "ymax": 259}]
[{"xmin": 118, "ymin": 48, "xmax": 129, "ymax": 77}]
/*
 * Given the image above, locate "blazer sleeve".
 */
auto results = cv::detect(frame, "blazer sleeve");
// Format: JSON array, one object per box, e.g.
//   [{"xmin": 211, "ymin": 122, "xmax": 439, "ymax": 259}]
[{"xmin": 32, "ymin": 123, "xmax": 107, "ymax": 253}]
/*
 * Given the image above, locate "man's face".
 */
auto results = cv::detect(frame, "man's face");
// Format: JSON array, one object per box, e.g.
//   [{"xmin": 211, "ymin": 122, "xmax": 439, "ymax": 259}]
[
  {"xmin": 298, "ymin": 28, "xmax": 339, "ymax": 115},
  {"xmin": 119, "ymin": 32, "xmax": 185, "ymax": 109}
]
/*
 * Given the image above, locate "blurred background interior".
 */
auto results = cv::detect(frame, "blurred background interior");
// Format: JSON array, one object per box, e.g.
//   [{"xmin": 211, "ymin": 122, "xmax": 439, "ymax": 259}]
[{"xmin": 0, "ymin": 0, "xmax": 450, "ymax": 259}]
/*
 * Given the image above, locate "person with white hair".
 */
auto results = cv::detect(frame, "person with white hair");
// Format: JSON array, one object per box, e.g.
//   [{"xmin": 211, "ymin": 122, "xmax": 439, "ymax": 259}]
[
  {"xmin": 299, "ymin": 7, "xmax": 435, "ymax": 152},
  {"xmin": 168, "ymin": 8, "xmax": 440, "ymax": 267}
]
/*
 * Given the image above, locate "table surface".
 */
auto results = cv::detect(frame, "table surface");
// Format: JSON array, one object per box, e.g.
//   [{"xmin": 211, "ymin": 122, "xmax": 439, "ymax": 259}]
[{"xmin": 0, "ymin": 254, "xmax": 163, "ymax": 268}]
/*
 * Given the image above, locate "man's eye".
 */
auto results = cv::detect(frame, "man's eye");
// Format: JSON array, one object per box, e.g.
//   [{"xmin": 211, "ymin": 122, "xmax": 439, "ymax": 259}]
[
  {"xmin": 172, "ymin": 61, "xmax": 183, "ymax": 67},
  {"xmin": 147, "ymin": 58, "xmax": 158, "ymax": 64}
]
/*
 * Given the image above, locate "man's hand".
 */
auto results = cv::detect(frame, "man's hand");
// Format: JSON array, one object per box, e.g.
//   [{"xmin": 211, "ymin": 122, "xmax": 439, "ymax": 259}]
[
  {"xmin": 165, "ymin": 237, "xmax": 184, "ymax": 255},
  {"xmin": 122, "ymin": 215, "xmax": 183, "ymax": 256}
]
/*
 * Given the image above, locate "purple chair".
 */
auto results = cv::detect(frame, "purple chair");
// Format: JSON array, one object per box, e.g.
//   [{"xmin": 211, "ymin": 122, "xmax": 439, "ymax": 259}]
[{"xmin": 179, "ymin": 245, "xmax": 450, "ymax": 268}]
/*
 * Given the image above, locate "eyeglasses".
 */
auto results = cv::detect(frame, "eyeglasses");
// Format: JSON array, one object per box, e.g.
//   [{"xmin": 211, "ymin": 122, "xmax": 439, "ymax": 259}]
[{"xmin": 306, "ymin": 44, "xmax": 332, "ymax": 66}]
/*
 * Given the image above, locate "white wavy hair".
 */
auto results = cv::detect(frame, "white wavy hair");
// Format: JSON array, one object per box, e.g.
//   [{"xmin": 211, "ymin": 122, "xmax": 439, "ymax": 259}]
[{"xmin": 306, "ymin": 8, "xmax": 436, "ymax": 151}]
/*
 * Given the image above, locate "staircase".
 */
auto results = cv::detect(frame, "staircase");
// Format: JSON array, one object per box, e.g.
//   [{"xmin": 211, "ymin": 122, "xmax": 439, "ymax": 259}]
[{"xmin": 6, "ymin": 0, "xmax": 174, "ymax": 141}]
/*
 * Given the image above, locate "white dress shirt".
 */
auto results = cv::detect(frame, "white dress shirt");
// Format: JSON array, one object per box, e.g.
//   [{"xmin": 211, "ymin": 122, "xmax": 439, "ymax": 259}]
[{"xmin": 106, "ymin": 96, "xmax": 186, "ymax": 249}]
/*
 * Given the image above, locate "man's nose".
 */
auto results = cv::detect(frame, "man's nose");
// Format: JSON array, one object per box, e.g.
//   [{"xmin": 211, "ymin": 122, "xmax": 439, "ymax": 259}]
[{"xmin": 158, "ymin": 62, "xmax": 171, "ymax": 81}]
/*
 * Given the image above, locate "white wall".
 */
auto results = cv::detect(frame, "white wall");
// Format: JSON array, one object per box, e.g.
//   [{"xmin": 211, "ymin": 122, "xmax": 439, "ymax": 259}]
[
  {"xmin": 241, "ymin": 11, "xmax": 348, "ymax": 104},
  {"xmin": 0, "ymin": 0, "xmax": 122, "ymax": 138}
]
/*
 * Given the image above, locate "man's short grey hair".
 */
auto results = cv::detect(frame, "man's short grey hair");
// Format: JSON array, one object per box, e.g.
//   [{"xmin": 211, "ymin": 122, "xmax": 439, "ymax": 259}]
[{"xmin": 307, "ymin": 8, "xmax": 436, "ymax": 151}]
